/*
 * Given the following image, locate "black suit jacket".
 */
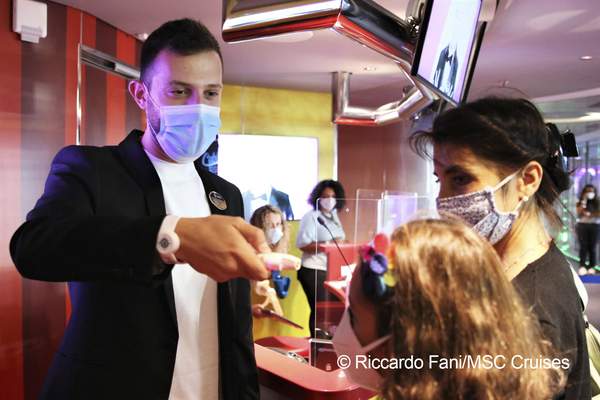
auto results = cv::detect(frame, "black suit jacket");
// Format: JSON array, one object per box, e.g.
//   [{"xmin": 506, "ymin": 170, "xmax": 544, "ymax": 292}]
[{"xmin": 10, "ymin": 130, "xmax": 259, "ymax": 400}]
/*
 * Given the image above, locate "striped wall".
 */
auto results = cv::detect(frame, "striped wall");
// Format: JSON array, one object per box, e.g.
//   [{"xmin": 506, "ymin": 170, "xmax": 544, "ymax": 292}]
[
  {"xmin": 0, "ymin": 1, "xmax": 339, "ymax": 398},
  {"xmin": 0, "ymin": 1, "xmax": 143, "ymax": 399}
]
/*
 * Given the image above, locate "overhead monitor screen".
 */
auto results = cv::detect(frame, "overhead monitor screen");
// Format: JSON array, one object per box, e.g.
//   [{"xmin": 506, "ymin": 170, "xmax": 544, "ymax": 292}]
[{"xmin": 412, "ymin": 0, "xmax": 483, "ymax": 104}]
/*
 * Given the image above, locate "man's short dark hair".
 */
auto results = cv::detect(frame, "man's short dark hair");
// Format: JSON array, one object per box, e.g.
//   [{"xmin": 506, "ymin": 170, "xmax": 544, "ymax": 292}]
[{"xmin": 140, "ymin": 18, "xmax": 222, "ymax": 85}]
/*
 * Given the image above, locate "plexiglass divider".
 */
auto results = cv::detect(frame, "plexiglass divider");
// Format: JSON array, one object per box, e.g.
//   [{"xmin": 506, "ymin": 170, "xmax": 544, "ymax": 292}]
[{"xmin": 307, "ymin": 192, "xmax": 435, "ymax": 370}]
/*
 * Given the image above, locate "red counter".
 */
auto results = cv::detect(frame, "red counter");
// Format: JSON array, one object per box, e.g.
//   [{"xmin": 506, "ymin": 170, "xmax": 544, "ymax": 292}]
[
  {"xmin": 255, "ymin": 344, "xmax": 375, "ymax": 399},
  {"xmin": 321, "ymin": 243, "xmax": 361, "ymax": 281}
]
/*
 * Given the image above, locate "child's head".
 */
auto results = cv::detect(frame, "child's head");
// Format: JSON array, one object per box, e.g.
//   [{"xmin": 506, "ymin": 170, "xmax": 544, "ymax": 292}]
[
  {"xmin": 340, "ymin": 218, "xmax": 564, "ymax": 399},
  {"xmin": 249, "ymin": 205, "xmax": 288, "ymax": 252}
]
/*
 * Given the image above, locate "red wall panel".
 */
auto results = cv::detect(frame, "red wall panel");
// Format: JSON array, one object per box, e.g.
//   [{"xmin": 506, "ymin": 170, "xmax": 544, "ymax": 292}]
[
  {"xmin": 337, "ymin": 123, "xmax": 408, "ymax": 230},
  {"xmin": 0, "ymin": 1, "xmax": 142, "ymax": 398},
  {"xmin": 95, "ymin": 20, "xmax": 116, "ymax": 145},
  {"xmin": 20, "ymin": 3, "xmax": 69, "ymax": 398},
  {"xmin": 0, "ymin": 0, "xmax": 23, "ymax": 397},
  {"xmin": 118, "ymin": 30, "xmax": 144, "ymax": 136},
  {"xmin": 106, "ymin": 27, "xmax": 125, "ymax": 145},
  {"xmin": 64, "ymin": 6, "xmax": 82, "ymax": 321},
  {"xmin": 65, "ymin": 7, "xmax": 80, "ymax": 147},
  {"xmin": 80, "ymin": 13, "xmax": 96, "ymax": 146}
]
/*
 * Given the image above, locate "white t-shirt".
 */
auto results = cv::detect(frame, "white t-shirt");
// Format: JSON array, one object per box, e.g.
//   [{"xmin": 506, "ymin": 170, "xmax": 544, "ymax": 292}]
[
  {"xmin": 296, "ymin": 209, "xmax": 345, "ymax": 271},
  {"xmin": 146, "ymin": 151, "xmax": 219, "ymax": 400}
]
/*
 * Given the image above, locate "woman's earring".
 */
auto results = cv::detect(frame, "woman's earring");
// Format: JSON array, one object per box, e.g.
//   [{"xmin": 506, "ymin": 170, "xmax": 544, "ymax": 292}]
[{"xmin": 522, "ymin": 196, "xmax": 529, "ymax": 202}]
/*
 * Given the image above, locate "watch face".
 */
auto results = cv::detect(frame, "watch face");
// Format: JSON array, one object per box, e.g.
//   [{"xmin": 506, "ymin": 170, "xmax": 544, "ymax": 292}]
[{"xmin": 159, "ymin": 237, "xmax": 171, "ymax": 250}]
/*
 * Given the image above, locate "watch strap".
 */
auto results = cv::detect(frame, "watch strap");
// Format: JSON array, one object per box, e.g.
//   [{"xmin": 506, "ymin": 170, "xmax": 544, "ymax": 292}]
[{"xmin": 157, "ymin": 215, "xmax": 181, "ymax": 264}]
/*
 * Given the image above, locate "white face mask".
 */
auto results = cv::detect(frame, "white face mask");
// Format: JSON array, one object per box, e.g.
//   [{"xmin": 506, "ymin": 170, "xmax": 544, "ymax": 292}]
[
  {"xmin": 332, "ymin": 308, "xmax": 390, "ymax": 391},
  {"xmin": 320, "ymin": 197, "xmax": 337, "ymax": 212},
  {"xmin": 265, "ymin": 227, "xmax": 283, "ymax": 245},
  {"xmin": 146, "ymin": 87, "xmax": 220, "ymax": 163},
  {"xmin": 586, "ymin": 192, "xmax": 596, "ymax": 200},
  {"xmin": 436, "ymin": 170, "xmax": 526, "ymax": 245}
]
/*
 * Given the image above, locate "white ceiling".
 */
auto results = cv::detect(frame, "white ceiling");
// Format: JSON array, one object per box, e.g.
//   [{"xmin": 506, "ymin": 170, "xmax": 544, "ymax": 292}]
[{"xmin": 54, "ymin": 0, "xmax": 600, "ymax": 130}]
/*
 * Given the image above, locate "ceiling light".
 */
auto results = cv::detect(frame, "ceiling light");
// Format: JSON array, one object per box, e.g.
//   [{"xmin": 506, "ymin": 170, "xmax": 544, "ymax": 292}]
[
  {"xmin": 135, "ymin": 33, "xmax": 149, "ymax": 41},
  {"xmin": 580, "ymin": 55, "xmax": 593, "ymax": 61},
  {"xmin": 362, "ymin": 66, "xmax": 377, "ymax": 71},
  {"xmin": 546, "ymin": 112, "xmax": 600, "ymax": 124}
]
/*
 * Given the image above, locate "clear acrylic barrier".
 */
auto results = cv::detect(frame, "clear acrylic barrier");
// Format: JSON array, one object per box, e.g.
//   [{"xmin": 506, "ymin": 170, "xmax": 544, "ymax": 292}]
[{"xmin": 307, "ymin": 193, "xmax": 435, "ymax": 370}]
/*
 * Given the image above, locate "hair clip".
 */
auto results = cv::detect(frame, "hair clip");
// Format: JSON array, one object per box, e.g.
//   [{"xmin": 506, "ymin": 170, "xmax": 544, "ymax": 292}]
[
  {"xmin": 546, "ymin": 123, "xmax": 578, "ymax": 158},
  {"xmin": 359, "ymin": 245, "xmax": 396, "ymax": 300},
  {"xmin": 560, "ymin": 129, "xmax": 578, "ymax": 157}
]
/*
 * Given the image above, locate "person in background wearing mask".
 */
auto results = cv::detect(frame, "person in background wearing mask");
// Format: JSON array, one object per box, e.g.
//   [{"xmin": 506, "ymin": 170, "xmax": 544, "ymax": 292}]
[
  {"xmin": 250, "ymin": 205, "xmax": 291, "ymax": 303},
  {"xmin": 296, "ymin": 179, "xmax": 346, "ymax": 337},
  {"xmin": 332, "ymin": 218, "xmax": 565, "ymax": 399},
  {"xmin": 411, "ymin": 97, "xmax": 590, "ymax": 399},
  {"xmin": 10, "ymin": 19, "xmax": 269, "ymax": 400},
  {"xmin": 250, "ymin": 204, "xmax": 289, "ymax": 253},
  {"xmin": 577, "ymin": 184, "xmax": 600, "ymax": 275}
]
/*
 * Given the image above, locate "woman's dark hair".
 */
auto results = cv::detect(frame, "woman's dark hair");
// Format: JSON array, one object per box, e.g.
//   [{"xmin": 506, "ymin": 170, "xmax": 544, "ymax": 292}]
[
  {"xmin": 410, "ymin": 97, "xmax": 571, "ymax": 227},
  {"xmin": 308, "ymin": 180, "xmax": 346, "ymax": 210},
  {"xmin": 140, "ymin": 19, "xmax": 222, "ymax": 85}
]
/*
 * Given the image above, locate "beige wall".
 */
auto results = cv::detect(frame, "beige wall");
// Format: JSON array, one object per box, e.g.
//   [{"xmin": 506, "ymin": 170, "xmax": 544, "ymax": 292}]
[{"xmin": 221, "ymin": 84, "xmax": 335, "ymax": 182}]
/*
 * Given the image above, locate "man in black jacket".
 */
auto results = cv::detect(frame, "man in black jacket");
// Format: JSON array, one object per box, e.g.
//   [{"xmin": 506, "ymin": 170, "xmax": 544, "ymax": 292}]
[{"xmin": 10, "ymin": 19, "xmax": 269, "ymax": 399}]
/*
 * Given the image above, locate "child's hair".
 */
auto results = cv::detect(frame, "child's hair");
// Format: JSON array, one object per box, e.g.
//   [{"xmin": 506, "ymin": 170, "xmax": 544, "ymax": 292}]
[
  {"xmin": 250, "ymin": 205, "xmax": 283, "ymax": 230},
  {"xmin": 378, "ymin": 218, "xmax": 564, "ymax": 400}
]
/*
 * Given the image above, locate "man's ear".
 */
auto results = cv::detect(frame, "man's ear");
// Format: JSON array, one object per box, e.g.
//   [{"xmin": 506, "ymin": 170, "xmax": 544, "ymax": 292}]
[
  {"xmin": 128, "ymin": 80, "xmax": 147, "ymax": 110},
  {"xmin": 518, "ymin": 161, "xmax": 543, "ymax": 200}
]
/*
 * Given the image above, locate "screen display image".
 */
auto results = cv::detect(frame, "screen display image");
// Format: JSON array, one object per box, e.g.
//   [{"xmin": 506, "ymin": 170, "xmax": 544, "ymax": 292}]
[
  {"xmin": 217, "ymin": 134, "xmax": 318, "ymax": 221},
  {"xmin": 414, "ymin": 0, "xmax": 482, "ymax": 103}
]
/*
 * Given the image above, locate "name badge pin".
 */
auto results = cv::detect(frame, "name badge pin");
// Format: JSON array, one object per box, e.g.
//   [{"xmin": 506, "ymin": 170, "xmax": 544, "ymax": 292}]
[{"xmin": 209, "ymin": 191, "xmax": 227, "ymax": 210}]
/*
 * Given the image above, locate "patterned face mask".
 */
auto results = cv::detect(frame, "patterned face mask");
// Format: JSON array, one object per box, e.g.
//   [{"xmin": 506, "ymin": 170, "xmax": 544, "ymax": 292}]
[{"xmin": 436, "ymin": 170, "xmax": 526, "ymax": 245}]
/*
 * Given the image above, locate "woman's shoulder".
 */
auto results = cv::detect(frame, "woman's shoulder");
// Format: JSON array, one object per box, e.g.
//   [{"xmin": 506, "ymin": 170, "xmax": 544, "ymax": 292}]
[
  {"xmin": 301, "ymin": 209, "xmax": 319, "ymax": 218},
  {"xmin": 514, "ymin": 245, "xmax": 583, "ymax": 323},
  {"xmin": 298, "ymin": 209, "xmax": 319, "ymax": 225}
]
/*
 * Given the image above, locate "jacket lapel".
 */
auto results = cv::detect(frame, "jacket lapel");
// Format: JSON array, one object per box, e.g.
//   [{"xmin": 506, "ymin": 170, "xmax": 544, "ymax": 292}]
[
  {"xmin": 194, "ymin": 161, "xmax": 237, "ymax": 387},
  {"xmin": 117, "ymin": 130, "xmax": 178, "ymax": 332},
  {"xmin": 194, "ymin": 165, "xmax": 233, "ymax": 217},
  {"xmin": 116, "ymin": 130, "xmax": 166, "ymax": 217},
  {"xmin": 193, "ymin": 163, "xmax": 237, "ymax": 290}
]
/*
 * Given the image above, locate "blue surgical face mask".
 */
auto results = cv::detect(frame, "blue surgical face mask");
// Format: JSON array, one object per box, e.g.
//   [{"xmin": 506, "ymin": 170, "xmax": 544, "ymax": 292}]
[
  {"xmin": 266, "ymin": 227, "xmax": 283, "ymax": 245},
  {"xmin": 146, "ymin": 87, "xmax": 220, "ymax": 163}
]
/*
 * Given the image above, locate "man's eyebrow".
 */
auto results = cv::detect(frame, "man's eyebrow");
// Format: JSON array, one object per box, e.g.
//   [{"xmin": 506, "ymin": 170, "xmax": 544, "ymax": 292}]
[
  {"xmin": 167, "ymin": 80, "xmax": 223, "ymax": 89},
  {"xmin": 168, "ymin": 80, "xmax": 191, "ymax": 86}
]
